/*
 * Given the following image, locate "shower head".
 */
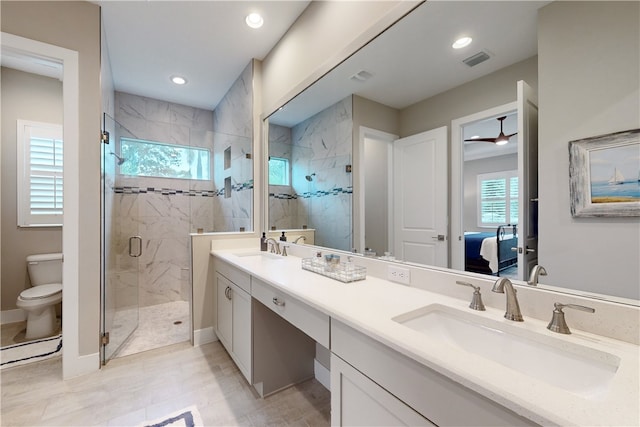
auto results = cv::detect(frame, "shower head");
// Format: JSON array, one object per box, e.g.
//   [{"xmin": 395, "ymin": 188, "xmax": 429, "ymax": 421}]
[
  {"xmin": 305, "ymin": 173, "xmax": 316, "ymax": 182},
  {"xmin": 110, "ymin": 152, "xmax": 126, "ymax": 166}
]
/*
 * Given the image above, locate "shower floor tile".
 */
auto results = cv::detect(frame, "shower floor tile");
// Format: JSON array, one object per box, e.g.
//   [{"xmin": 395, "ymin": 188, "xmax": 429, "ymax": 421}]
[{"xmin": 114, "ymin": 300, "xmax": 189, "ymax": 358}]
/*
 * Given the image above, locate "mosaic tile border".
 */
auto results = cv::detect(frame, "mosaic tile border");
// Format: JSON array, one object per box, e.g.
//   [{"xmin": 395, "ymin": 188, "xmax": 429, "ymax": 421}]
[
  {"xmin": 114, "ymin": 181, "xmax": 253, "ymax": 197},
  {"xmin": 270, "ymin": 186, "xmax": 352, "ymax": 200}
]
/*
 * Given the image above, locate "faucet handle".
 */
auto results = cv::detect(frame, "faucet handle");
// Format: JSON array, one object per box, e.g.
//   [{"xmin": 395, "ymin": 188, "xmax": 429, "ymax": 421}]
[
  {"xmin": 456, "ymin": 281, "xmax": 486, "ymax": 311},
  {"xmin": 547, "ymin": 302, "xmax": 595, "ymax": 334}
]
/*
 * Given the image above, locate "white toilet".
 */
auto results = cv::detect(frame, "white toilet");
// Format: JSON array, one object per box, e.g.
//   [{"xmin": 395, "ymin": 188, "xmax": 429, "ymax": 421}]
[{"xmin": 16, "ymin": 253, "xmax": 63, "ymax": 340}]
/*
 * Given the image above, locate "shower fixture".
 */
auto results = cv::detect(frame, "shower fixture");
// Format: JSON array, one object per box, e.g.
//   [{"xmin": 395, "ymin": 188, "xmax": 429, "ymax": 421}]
[
  {"xmin": 110, "ymin": 152, "xmax": 126, "ymax": 165},
  {"xmin": 305, "ymin": 173, "xmax": 316, "ymax": 181}
]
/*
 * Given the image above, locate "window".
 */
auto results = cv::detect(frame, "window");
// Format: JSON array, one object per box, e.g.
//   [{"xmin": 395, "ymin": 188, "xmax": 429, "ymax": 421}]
[
  {"xmin": 477, "ymin": 170, "xmax": 518, "ymax": 227},
  {"xmin": 17, "ymin": 120, "xmax": 63, "ymax": 227},
  {"xmin": 120, "ymin": 137, "xmax": 210, "ymax": 180},
  {"xmin": 268, "ymin": 157, "xmax": 290, "ymax": 186}
]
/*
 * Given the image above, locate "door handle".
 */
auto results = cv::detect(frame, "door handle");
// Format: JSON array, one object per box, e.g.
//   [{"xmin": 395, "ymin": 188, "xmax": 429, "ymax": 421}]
[
  {"xmin": 511, "ymin": 247, "xmax": 535, "ymax": 254},
  {"xmin": 431, "ymin": 234, "xmax": 446, "ymax": 241},
  {"xmin": 129, "ymin": 236, "xmax": 142, "ymax": 257}
]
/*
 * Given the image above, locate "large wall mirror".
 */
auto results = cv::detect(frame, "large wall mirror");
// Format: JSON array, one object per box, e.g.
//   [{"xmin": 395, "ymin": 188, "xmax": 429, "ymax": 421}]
[{"xmin": 264, "ymin": 1, "xmax": 639, "ymax": 304}]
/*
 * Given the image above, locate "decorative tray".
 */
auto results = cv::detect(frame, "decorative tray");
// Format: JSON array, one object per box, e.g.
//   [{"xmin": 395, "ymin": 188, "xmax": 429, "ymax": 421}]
[{"xmin": 301, "ymin": 257, "xmax": 366, "ymax": 283}]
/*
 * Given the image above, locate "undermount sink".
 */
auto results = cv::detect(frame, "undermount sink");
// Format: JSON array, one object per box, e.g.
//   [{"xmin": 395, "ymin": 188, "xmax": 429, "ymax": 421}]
[
  {"xmin": 393, "ymin": 304, "xmax": 620, "ymax": 399},
  {"xmin": 233, "ymin": 251, "xmax": 282, "ymax": 260}
]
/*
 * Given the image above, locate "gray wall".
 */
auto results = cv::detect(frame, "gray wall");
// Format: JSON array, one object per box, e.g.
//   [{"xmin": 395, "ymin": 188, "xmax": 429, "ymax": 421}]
[
  {"xmin": 1, "ymin": 67, "xmax": 63, "ymax": 311},
  {"xmin": 538, "ymin": 1, "xmax": 640, "ymax": 299},
  {"xmin": 1, "ymin": 0, "xmax": 103, "ymax": 355},
  {"xmin": 399, "ymin": 56, "xmax": 538, "ymax": 138}
]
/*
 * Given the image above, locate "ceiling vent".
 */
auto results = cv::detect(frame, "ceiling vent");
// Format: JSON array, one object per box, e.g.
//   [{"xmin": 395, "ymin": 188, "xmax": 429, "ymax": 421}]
[
  {"xmin": 463, "ymin": 51, "xmax": 491, "ymax": 67},
  {"xmin": 350, "ymin": 70, "xmax": 374, "ymax": 82}
]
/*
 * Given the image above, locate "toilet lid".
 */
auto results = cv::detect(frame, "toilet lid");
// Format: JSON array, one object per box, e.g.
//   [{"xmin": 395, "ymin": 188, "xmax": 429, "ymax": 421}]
[{"xmin": 21, "ymin": 283, "xmax": 62, "ymax": 300}]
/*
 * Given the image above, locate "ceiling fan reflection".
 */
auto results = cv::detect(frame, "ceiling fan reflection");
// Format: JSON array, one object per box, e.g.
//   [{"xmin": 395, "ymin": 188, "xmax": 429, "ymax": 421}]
[{"xmin": 465, "ymin": 116, "xmax": 517, "ymax": 146}]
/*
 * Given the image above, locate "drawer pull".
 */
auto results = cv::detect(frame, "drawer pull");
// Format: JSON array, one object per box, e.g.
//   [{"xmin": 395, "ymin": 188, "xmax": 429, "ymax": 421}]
[
  {"xmin": 225, "ymin": 286, "xmax": 232, "ymax": 300},
  {"xmin": 272, "ymin": 297, "xmax": 285, "ymax": 307}
]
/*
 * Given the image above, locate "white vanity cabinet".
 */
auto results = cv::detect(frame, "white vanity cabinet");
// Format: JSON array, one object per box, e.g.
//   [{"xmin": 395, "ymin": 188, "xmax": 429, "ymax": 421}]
[
  {"xmin": 214, "ymin": 261, "xmax": 252, "ymax": 382},
  {"xmin": 331, "ymin": 353, "xmax": 435, "ymax": 426},
  {"xmin": 331, "ymin": 320, "xmax": 538, "ymax": 427}
]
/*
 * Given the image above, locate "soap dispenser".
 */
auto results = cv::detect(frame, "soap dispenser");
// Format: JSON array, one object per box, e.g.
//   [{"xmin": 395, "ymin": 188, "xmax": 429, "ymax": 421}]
[
  {"xmin": 280, "ymin": 231, "xmax": 287, "ymax": 242},
  {"xmin": 260, "ymin": 232, "xmax": 267, "ymax": 251}
]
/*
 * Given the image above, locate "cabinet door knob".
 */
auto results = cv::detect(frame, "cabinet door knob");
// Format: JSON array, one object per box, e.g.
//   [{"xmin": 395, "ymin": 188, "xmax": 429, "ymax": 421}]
[
  {"xmin": 225, "ymin": 286, "xmax": 232, "ymax": 300},
  {"xmin": 272, "ymin": 297, "xmax": 285, "ymax": 307}
]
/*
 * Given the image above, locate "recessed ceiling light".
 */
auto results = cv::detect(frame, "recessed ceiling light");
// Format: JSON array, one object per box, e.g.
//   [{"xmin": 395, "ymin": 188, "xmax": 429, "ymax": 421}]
[
  {"xmin": 452, "ymin": 37, "xmax": 473, "ymax": 49},
  {"xmin": 246, "ymin": 13, "xmax": 264, "ymax": 29},
  {"xmin": 171, "ymin": 75, "xmax": 187, "ymax": 85}
]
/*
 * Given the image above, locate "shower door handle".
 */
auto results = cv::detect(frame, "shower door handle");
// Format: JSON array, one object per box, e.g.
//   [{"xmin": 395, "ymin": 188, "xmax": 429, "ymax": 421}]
[{"xmin": 129, "ymin": 236, "xmax": 143, "ymax": 258}]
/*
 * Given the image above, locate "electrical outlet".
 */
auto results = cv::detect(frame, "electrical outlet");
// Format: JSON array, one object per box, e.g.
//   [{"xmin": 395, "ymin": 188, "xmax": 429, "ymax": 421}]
[{"xmin": 387, "ymin": 265, "xmax": 411, "ymax": 285}]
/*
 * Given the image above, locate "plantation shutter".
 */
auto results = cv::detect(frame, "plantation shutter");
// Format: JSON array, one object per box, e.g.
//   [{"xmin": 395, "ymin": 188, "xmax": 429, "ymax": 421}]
[
  {"xmin": 477, "ymin": 170, "xmax": 518, "ymax": 228},
  {"xmin": 480, "ymin": 178, "xmax": 506, "ymax": 224},
  {"xmin": 17, "ymin": 120, "xmax": 63, "ymax": 226}
]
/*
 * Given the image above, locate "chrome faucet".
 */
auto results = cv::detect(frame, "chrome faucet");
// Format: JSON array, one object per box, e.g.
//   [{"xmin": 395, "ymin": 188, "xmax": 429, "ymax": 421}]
[
  {"xmin": 491, "ymin": 277, "xmax": 523, "ymax": 321},
  {"xmin": 265, "ymin": 238, "xmax": 280, "ymax": 254},
  {"xmin": 528, "ymin": 265, "xmax": 547, "ymax": 286},
  {"xmin": 293, "ymin": 236, "xmax": 306, "ymax": 244}
]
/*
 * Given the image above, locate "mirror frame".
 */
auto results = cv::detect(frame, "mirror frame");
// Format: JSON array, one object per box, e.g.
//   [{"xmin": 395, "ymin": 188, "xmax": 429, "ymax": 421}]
[{"xmin": 259, "ymin": 4, "xmax": 640, "ymax": 306}]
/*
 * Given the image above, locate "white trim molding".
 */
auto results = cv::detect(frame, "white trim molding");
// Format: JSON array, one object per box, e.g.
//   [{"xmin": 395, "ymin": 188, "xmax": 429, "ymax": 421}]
[
  {"xmin": 193, "ymin": 327, "xmax": 218, "ymax": 346},
  {"xmin": 1, "ymin": 32, "xmax": 84, "ymax": 379},
  {"xmin": 1, "ymin": 309, "xmax": 27, "ymax": 325}
]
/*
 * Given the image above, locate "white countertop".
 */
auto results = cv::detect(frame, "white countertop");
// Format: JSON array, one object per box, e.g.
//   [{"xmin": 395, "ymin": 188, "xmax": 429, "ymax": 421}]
[{"xmin": 212, "ymin": 249, "xmax": 640, "ymax": 426}]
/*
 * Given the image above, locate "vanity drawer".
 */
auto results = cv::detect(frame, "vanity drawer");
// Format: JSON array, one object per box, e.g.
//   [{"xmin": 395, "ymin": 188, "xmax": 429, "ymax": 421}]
[
  {"xmin": 216, "ymin": 259, "xmax": 251, "ymax": 293},
  {"xmin": 251, "ymin": 277, "xmax": 330, "ymax": 348}
]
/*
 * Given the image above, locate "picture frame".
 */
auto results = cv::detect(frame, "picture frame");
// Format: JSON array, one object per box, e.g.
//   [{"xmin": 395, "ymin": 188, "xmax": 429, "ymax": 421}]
[{"xmin": 569, "ymin": 129, "xmax": 640, "ymax": 217}]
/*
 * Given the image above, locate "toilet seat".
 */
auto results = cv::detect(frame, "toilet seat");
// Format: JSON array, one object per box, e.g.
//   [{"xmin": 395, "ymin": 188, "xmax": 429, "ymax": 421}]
[{"xmin": 20, "ymin": 283, "xmax": 62, "ymax": 300}]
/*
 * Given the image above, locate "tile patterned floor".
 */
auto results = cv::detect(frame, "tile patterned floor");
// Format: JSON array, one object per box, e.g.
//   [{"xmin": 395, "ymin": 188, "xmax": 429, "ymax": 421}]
[
  {"xmin": 1, "ymin": 319, "xmax": 61, "ymax": 348},
  {"xmin": 114, "ymin": 300, "xmax": 190, "ymax": 358},
  {"xmin": 0, "ymin": 341, "xmax": 331, "ymax": 426}
]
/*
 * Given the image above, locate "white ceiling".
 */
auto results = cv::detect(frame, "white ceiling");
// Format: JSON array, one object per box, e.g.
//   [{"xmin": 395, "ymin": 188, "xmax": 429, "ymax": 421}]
[{"xmin": 99, "ymin": 1, "xmax": 310, "ymax": 111}]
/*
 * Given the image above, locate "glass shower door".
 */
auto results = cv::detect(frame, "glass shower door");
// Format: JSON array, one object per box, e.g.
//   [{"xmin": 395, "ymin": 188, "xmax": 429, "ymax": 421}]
[{"xmin": 101, "ymin": 113, "xmax": 140, "ymax": 364}]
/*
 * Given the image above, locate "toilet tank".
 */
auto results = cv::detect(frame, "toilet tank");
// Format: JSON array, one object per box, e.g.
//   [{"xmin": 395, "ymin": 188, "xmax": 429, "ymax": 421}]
[{"xmin": 26, "ymin": 253, "xmax": 63, "ymax": 286}]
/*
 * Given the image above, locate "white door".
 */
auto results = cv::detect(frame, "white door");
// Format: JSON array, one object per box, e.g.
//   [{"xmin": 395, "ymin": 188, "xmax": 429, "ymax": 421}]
[
  {"xmin": 517, "ymin": 80, "xmax": 539, "ymax": 279},
  {"xmin": 393, "ymin": 127, "xmax": 448, "ymax": 267}
]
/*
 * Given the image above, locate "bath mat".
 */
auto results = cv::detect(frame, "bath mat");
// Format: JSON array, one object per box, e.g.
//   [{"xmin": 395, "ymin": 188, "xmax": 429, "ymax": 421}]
[
  {"xmin": 139, "ymin": 405, "xmax": 203, "ymax": 427},
  {"xmin": 0, "ymin": 334, "xmax": 62, "ymax": 369}
]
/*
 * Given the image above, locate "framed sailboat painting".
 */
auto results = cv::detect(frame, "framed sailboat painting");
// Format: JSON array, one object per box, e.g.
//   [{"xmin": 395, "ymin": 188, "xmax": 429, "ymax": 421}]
[{"xmin": 569, "ymin": 128, "xmax": 640, "ymax": 217}]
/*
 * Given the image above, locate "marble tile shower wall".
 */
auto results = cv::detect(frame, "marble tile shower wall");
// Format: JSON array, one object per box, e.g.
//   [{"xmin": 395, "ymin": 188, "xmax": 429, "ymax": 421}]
[
  {"xmin": 114, "ymin": 92, "xmax": 215, "ymax": 307},
  {"xmin": 111, "ymin": 61, "xmax": 255, "ymax": 308},
  {"xmin": 292, "ymin": 96, "xmax": 353, "ymax": 251},
  {"xmin": 212, "ymin": 61, "xmax": 254, "ymax": 232},
  {"xmin": 268, "ymin": 124, "xmax": 296, "ymax": 230}
]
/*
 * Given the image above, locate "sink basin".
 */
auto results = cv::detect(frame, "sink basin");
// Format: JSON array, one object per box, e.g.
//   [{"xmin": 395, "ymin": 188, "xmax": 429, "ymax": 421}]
[
  {"xmin": 233, "ymin": 251, "xmax": 283, "ymax": 260},
  {"xmin": 393, "ymin": 304, "xmax": 620, "ymax": 399}
]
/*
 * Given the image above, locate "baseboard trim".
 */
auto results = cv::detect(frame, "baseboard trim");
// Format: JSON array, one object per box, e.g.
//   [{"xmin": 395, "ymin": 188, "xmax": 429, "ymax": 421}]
[
  {"xmin": 64, "ymin": 351, "xmax": 99, "ymax": 380},
  {"xmin": 1, "ymin": 309, "xmax": 26, "ymax": 325},
  {"xmin": 314, "ymin": 358, "xmax": 330, "ymax": 390},
  {"xmin": 193, "ymin": 327, "xmax": 218, "ymax": 346}
]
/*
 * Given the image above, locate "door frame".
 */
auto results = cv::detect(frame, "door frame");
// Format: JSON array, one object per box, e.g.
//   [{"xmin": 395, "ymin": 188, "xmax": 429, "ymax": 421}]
[
  {"xmin": 355, "ymin": 126, "xmax": 398, "ymax": 254},
  {"xmin": 450, "ymin": 102, "xmax": 517, "ymax": 272},
  {"xmin": 1, "ymin": 33, "xmax": 86, "ymax": 378}
]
